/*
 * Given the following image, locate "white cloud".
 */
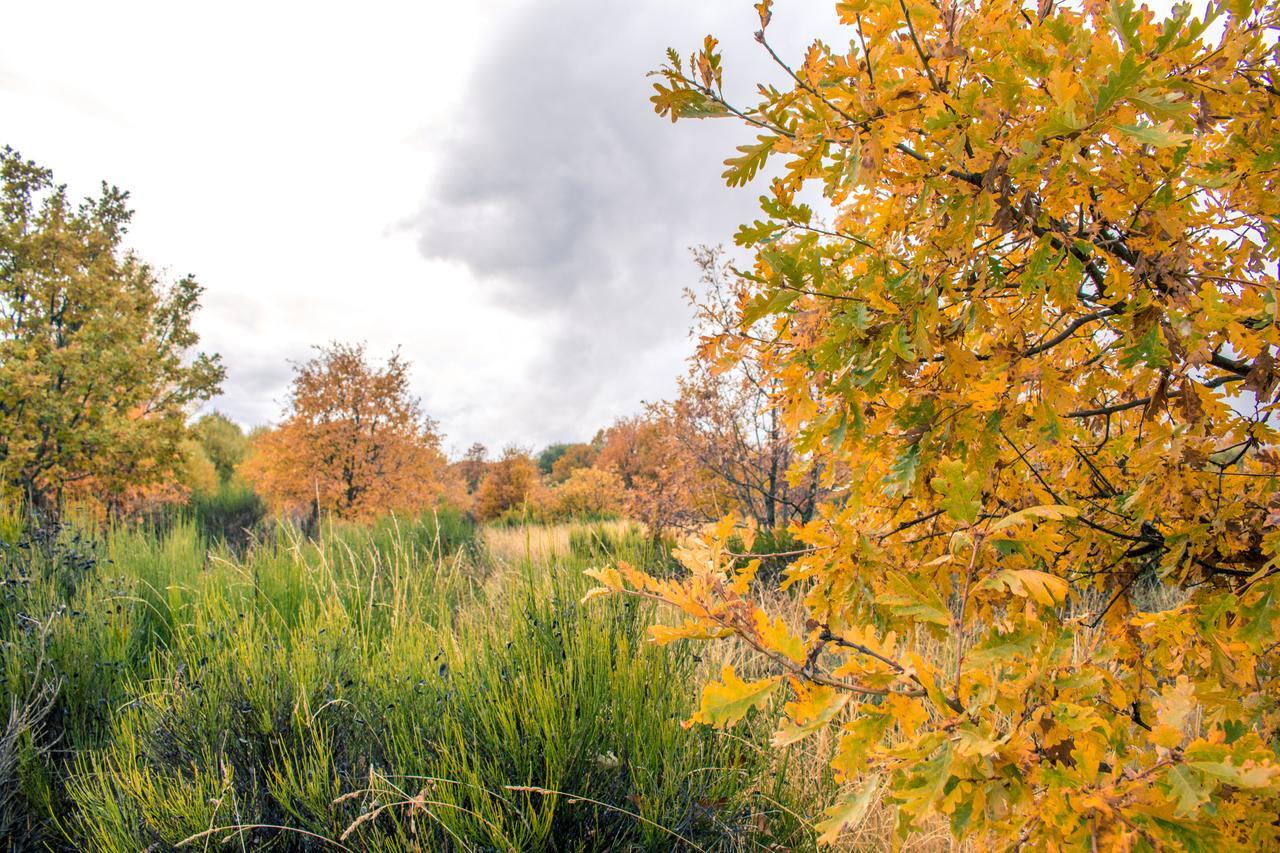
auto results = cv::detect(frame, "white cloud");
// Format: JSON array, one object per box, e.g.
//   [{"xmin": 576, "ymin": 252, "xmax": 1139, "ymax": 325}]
[{"xmin": 2, "ymin": 0, "xmax": 838, "ymax": 451}]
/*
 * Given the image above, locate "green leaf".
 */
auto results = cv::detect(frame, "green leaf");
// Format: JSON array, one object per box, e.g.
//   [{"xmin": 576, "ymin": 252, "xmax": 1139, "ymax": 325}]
[
  {"xmin": 1116, "ymin": 121, "xmax": 1193, "ymax": 148},
  {"xmin": 1118, "ymin": 324, "xmax": 1172, "ymax": 369},
  {"xmin": 1107, "ymin": 0, "xmax": 1142, "ymax": 49},
  {"xmin": 1165, "ymin": 765, "xmax": 1209, "ymax": 817},
  {"xmin": 742, "ymin": 287, "xmax": 800, "ymax": 326},
  {"xmin": 1128, "ymin": 89, "xmax": 1192, "ymax": 122},
  {"xmin": 815, "ymin": 777, "xmax": 882, "ymax": 845},
  {"xmin": 735, "ymin": 219, "xmax": 783, "ymax": 247},
  {"xmin": 884, "ymin": 444, "xmax": 921, "ymax": 495},
  {"xmin": 886, "ymin": 324, "xmax": 916, "ymax": 362},
  {"xmin": 876, "ymin": 574, "xmax": 952, "ymax": 626},
  {"xmin": 895, "ymin": 741, "xmax": 954, "ymax": 818},
  {"xmin": 723, "ymin": 135, "xmax": 776, "ymax": 188},
  {"xmin": 650, "ymin": 83, "xmax": 731, "ymax": 121},
  {"xmin": 966, "ymin": 627, "xmax": 1038, "ymax": 667},
  {"xmin": 930, "ymin": 457, "xmax": 981, "ymax": 524},
  {"xmin": 1094, "ymin": 51, "xmax": 1146, "ymax": 115}
]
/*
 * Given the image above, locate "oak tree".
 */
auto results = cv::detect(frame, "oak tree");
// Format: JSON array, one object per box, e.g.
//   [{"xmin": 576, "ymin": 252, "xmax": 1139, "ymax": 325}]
[
  {"xmin": 590, "ymin": 1, "xmax": 1280, "ymax": 847},
  {"xmin": 552, "ymin": 466, "xmax": 626, "ymax": 519},
  {"xmin": 597, "ymin": 414, "xmax": 700, "ymax": 535},
  {"xmin": 473, "ymin": 446, "xmax": 546, "ymax": 521},
  {"xmin": 548, "ymin": 442, "xmax": 599, "ymax": 484},
  {"xmin": 241, "ymin": 343, "xmax": 447, "ymax": 521}
]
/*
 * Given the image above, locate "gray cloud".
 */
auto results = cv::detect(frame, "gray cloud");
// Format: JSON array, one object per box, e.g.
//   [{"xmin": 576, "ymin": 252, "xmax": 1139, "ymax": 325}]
[{"xmin": 410, "ymin": 0, "xmax": 833, "ymax": 447}]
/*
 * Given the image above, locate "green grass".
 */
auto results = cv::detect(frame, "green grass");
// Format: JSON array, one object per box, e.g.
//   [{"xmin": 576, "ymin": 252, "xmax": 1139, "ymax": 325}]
[{"xmin": 0, "ymin": 513, "xmax": 805, "ymax": 850}]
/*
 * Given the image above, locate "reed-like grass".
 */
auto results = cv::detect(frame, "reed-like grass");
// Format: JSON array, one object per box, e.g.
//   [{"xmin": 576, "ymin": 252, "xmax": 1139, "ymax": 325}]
[{"xmin": 0, "ymin": 513, "xmax": 812, "ymax": 850}]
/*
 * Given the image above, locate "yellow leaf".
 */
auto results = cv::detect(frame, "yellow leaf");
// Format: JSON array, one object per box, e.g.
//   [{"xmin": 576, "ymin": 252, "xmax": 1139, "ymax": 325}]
[
  {"xmin": 649, "ymin": 620, "xmax": 733, "ymax": 645},
  {"xmin": 731, "ymin": 558, "xmax": 761, "ymax": 594},
  {"xmin": 989, "ymin": 504, "xmax": 1079, "ymax": 533},
  {"xmin": 773, "ymin": 683, "xmax": 851, "ymax": 747},
  {"xmin": 580, "ymin": 586, "xmax": 614, "ymax": 604},
  {"xmin": 1012, "ymin": 569, "xmax": 1069, "ymax": 607},
  {"xmin": 755, "ymin": 612, "xmax": 807, "ymax": 664},
  {"xmin": 1153, "ymin": 676, "xmax": 1196, "ymax": 732},
  {"xmin": 686, "ymin": 666, "xmax": 781, "ymax": 729},
  {"xmin": 977, "ymin": 569, "xmax": 1069, "ymax": 607},
  {"xmin": 581, "ymin": 567, "xmax": 624, "ymax": 603}
]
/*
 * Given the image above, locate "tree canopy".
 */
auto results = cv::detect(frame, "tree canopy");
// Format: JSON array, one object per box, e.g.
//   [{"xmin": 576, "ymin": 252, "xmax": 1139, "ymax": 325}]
[
  {"xmin": 590, "ymin": 0, "xmax": 1280, "ymax": 847},
  {"xmin": 192, "ymin": 412, "xmax": 249, "ymax": 484},
  {"xmin": 0, "ymin": 147, "xmax": 223, "ymax": 514},
  {"xmin": 241, "ymin": 343, "xmax": 447, "ymax": 521}
]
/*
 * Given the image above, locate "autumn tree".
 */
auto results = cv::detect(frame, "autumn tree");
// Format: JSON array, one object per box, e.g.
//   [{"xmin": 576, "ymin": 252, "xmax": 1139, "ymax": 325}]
[
  {"xmin": 456, "ymin": 442, "xmax": 489, "ymax": 496},
  {"xmin": 659, "ymin": 246, "xmax": 824, "ymax": 529},
  {"xmin": 548, "ymin": 441, "xmax": 598, "ymax": 484},
  {"xmin": 597, "ymin": 415, "xmax": 700, "ymax": 535},
  {"xmin": 473, "ymin": 446, "xmax": 545, "ymax": 521},
  {"xmin": 176, "ymin": 440, "xmax": 219, "ymax": 495},
  {"xmin": 241, "ymin": 343, "xmax": 447, "ymax": 521},
  {"xmin": 589, "ymin": 2, "xmax": 1280, "ymax": 848},
  {"xmin": 536, "ymin": 443, "xmax": 570, "ymax": 476},
  {"xmin": 551, "ymin": 466, "xmax": 625, "ymax": 519},
  {"xmin": 0, "ymin": 148, "xmax": 224, "ymax": 516}
]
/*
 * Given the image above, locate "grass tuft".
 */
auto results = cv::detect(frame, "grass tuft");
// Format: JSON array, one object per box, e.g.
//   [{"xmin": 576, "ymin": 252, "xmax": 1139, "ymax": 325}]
[{"xmin": 0, "ymin": 512, "xmax": 809, "ymax": 850}]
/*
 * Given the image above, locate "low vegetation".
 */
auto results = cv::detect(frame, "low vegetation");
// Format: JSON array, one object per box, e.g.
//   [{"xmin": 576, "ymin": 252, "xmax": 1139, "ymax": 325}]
[
  {"xmin": 0, "ymin": 511, "xmax": 844, "ymax": 850},
  {"xmin": 4, "ymin": 0, "xmax": 1280, "ymax": 848}
]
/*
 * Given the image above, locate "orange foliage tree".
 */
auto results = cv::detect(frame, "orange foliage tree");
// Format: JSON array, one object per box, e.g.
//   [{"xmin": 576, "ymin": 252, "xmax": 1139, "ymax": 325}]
[
  {"xmin": 242, "ymin": 343, "xmax": 447, "ymax": 521},
  {"xmin": 589, "ymin": 1, "xmax": 1280, "ymax": 848},
  {"xmin": 551, "ymin": 466, "xmax": 626, "ymax": 519},
  {"xmin": 473, "ymin": 447, "xmax": 546, "ymax": 521},
  {"xmin": 597, "ymin": 415, "xmax": 702, "ymax": 535},
  {"xmin": 548, "ymin": 442, "xmax": 599, "ymax": 484}
]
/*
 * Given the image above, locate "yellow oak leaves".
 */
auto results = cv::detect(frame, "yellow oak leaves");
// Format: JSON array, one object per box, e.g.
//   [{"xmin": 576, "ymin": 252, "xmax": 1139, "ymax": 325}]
[
  {"xmin": 686, "ymin": 666, "xmax": 781, "ymax": 729},
  {"xmin": 588, "ymin": 0, "xmax": 1280, "ymax": 848}
]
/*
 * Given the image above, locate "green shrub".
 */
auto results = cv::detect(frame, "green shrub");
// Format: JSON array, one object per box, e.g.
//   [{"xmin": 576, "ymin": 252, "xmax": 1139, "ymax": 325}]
[
  {"xmin": 187, "ymin": 480, "xmax": 266, "ymax": 547},
  {"xmin": 0, "ymin": 515, "xmax": 803, "ymax": 850}
]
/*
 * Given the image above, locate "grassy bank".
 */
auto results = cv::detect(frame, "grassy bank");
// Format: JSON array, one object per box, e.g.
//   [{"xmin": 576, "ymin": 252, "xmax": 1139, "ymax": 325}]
[{"xmin": 0, "ymin": 512, "xmax": 819, "ymax": 851}]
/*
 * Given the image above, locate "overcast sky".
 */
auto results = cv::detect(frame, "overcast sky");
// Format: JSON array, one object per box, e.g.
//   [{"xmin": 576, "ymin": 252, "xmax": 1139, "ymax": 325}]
[{"xmin": 1, "ymin": 0, "xmax": 834, "ymax": 455}]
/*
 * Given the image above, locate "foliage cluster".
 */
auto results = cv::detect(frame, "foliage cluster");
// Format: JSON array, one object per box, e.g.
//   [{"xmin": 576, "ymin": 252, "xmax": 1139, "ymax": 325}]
[
  {"xmin": 590, "ymin": 0, "xmax": 1280, "ymax": 848},
  {"xmin": 241, "ymin": 343, "xmax": 451, "ymax": 522},
  {"xmin": 0, "ymin": 148, "xmax": 223, "ymax": 516}
]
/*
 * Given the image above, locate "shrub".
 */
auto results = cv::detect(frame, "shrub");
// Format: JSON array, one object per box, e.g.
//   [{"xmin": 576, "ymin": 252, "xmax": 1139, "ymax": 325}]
[{"xmin": 552, "ymin": 467, "xmax": 625, "ymax": 520}]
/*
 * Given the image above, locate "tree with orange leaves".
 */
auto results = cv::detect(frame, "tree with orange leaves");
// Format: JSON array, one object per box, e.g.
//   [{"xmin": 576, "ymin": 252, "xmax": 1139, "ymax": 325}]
[
  {"xmin": 242, "ymin": 343, "xmax": 447, "ymax": 521},
  {"xmin": 473, "ymin": 447, "xmax": 546, "ymax": 521},
  {"xmin": 588, "ymin": 1, "xmax": 1280, "ymax": 847},
  {"xmin": 597, "ymin": 415, "xmax": 701, "ymax": 535},
  {"xmin": 551, "ymin": 466, "xmax": 625, "ymax": 519}
]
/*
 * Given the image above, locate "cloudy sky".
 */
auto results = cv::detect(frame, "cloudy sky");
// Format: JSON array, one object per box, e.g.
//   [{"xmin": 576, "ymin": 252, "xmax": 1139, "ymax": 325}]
[{"xmin": 2, "ymin": 0, "xmax": 834, "ymax": 455}]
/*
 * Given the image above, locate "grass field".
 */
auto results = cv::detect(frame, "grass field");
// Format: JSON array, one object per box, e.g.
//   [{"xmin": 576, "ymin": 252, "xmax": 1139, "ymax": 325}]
[{"xmin": 0, "ymin": 510, "xmax": 859, "ymax": 851}]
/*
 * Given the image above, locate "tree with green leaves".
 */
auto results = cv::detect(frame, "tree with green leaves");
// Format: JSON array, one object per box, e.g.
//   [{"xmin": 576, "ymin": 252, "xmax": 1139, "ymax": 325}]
[
  {"xmin": 0, "ymin": 147, "xmax": 223, "ymax": 516},
  {"xmin": 192, "ymin": 412, "xmax": 249, "ymax": 484}
]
